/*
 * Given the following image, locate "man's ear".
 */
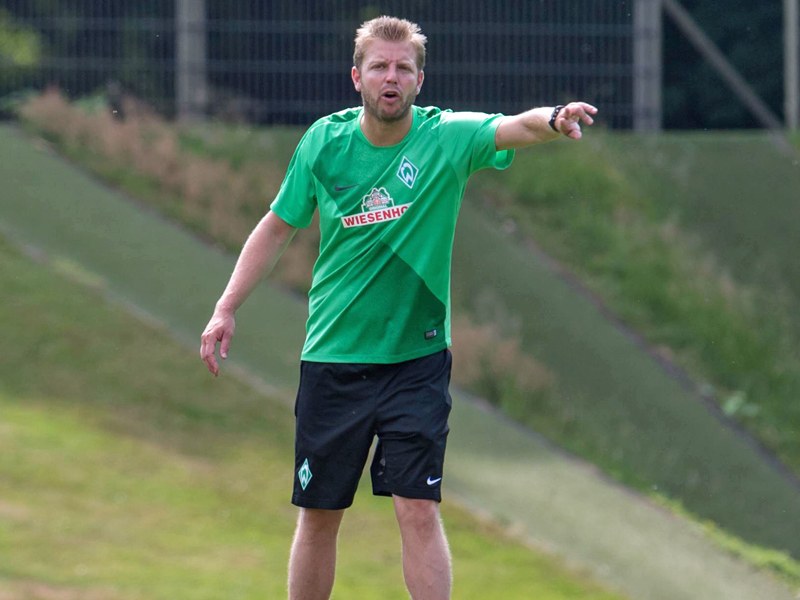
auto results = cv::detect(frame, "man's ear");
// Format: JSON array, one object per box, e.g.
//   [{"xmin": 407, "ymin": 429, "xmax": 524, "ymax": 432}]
[
  {"xmin": 352, "ymin": 66, "xmax": 361, "ymax": 92},
  {"xmin": 416, "ymin": 70, "xmax": 424, "ymax": 94}
]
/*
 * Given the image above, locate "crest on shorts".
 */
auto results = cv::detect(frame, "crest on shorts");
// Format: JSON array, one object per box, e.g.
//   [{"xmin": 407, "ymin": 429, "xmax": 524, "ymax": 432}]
[{"xmin": 298, "ymin": 458, "xmax": 313, "ymax": 490}]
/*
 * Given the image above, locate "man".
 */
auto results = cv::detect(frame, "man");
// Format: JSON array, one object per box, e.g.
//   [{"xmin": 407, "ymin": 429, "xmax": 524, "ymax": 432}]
[{"xmin": 200, "ymin": 15, "xmax": 596, "ymax": 600}]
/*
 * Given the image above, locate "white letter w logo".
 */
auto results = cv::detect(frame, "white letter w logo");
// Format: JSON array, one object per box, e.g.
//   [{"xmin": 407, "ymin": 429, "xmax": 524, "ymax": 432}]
[{"xmin": 396, "ymin": 156, "xmax": 419, "ymax": 189}]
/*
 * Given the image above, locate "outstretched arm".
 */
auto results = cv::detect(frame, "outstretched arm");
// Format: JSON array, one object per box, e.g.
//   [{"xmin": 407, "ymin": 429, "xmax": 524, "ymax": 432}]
[
  {"xmin": 495, "ymin": 102, "xmax": 598, "ymax": 150},
  {"xmin": 200, "ymin": 210, "xmax": 297, "ymax": 376}
]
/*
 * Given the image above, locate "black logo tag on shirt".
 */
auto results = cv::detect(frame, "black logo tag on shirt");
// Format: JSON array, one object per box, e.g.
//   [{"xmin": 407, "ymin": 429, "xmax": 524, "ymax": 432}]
[{"xmin": 424, "ymin": 329, "xmax": 438, "ymax": 340}]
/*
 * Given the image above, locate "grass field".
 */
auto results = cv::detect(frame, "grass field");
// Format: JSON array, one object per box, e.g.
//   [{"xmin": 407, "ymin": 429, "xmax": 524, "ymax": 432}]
[
  {"xmin": 16, "ymin": 95, "xmax": 800, "ymax": 491},
  {"xmin": 0, "ymin": 236, "xmax": 626, "ymax": 600},
  {"xmin": 17, "ymin": 96, "xmax": 800, "ymax": 483},
  {"xmin": 470, "ymin": 131, "xmax": 800, "ymax": 480},
  {"xmin": 451, "ymin": 202, "xmax": 800, "ymax": 554},
  {"xmin": 3, "ymin": 121, "xmax": 800, "ymax": 598},
  {"xmin": 2, "ymin": 123, "xmax": 799, "ymax": 599}
]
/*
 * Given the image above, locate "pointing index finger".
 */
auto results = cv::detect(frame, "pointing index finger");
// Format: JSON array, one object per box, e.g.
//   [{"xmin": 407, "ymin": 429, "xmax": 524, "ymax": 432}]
[{"xmin": 565, "ymin": 102, "xmax": 597, "ymax": 126}]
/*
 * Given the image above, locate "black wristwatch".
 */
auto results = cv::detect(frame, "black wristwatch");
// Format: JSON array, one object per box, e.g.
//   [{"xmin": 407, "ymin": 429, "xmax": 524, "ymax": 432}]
[{"xmin": 548, "ymin": 105, "xmax": 565, "ymax": 132}]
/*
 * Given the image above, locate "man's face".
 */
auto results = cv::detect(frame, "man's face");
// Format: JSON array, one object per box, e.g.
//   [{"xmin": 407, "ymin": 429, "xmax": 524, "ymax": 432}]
[{"xmin": 352, "ymin": 40, "xmax": 424, "ymax": 123}]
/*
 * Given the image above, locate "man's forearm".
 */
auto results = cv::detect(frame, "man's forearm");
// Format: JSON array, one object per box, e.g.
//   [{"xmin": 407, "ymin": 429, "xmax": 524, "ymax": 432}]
[
  {"xmin": 515, "ymin": 107, "xmax": 561, "ymax": 144},
  {"xmin": 495, "ymin": 107, "xmax": 559, "ymax": 150},
  {"xmin": 215, "ymin": 211, "xmax": 297, "ymax": 314},
  {"xmin": 495, "ymin": 102, "xmax": 598, "ymax": 150}
]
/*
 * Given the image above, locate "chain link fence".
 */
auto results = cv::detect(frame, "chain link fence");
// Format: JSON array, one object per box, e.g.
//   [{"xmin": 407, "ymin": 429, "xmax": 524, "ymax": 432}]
[{"xmin": 0, "ymin": 0, "xmax": 635, "ymax": 127}]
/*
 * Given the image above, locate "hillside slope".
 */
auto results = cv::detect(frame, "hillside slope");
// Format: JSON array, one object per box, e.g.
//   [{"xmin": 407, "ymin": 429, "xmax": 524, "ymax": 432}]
[
  {"xmin": 13, "ymin": 95, "xmax": 800, "ymax": 557},
  {"xmin": 1, "ymin": 124, "xmax": 797, "ymax": 599},
  {"xmin": 608, "ymin": 133, "xmax": 800, "ymax": 307},
  {"xmin": 452, "ymin": 202, "xmax": 800, "ymax": 554}
]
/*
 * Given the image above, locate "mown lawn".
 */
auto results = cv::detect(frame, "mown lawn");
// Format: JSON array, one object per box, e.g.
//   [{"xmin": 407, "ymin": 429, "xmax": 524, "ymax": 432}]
[{"xmin": 0, "ymin": 237, "xmax": 623, "ymax": 599}]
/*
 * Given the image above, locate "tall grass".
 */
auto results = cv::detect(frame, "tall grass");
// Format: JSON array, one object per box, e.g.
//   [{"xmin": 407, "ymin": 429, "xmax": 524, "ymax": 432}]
[
  {"xmin": 18, "ymin": 89, "xmax": 318, "ymax": 293},
  {"xmin": 17, "ymin": 90, "xmax": 800, "ymax": 478},
  {"xmin": 451, "ymin": 314, "xmax": 556, "ymax": 417},
  {"xmin": 16, "ymin": 90, "xmax": 553, "ymax": 420},
  {"xmin": 470, "ymin": 137, "xmax": 800, "ymax": 474}
]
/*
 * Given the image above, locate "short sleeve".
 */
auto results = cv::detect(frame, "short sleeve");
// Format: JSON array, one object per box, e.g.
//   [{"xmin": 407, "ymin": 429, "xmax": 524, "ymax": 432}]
[
  {"xmin": 269, "ymin": 133, "xmax": 317, "ymax": 229},
  {"xmin": 470, "ymin": 114, "xmax": 514, "ymax": 173},
  {"xmin": 436, "ymin": 111, "xmax": 515, "ymax": 178}
]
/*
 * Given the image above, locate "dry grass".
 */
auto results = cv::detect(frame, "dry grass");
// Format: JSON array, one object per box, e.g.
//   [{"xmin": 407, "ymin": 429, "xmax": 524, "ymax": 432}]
[
  {"xmin": 451, "ymin": 314, "xmax": 555, "ymax": 411},
  {"xmin": 0, "ymin": 581, "xmax": 130, "ymax": 600},
  {"xmin": 18, "ymin": 89, "xmax": 555, "ymax": 415},
  {"xmin": 19, "ymin": 89, "xmax": 319, "ymax": 292}
]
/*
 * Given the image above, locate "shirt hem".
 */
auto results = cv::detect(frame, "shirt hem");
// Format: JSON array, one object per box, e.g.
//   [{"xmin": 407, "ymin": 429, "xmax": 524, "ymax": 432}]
[
  {"xmin": 269, "ymin": 200, "xmax": 312, "ymax": 229},
  {"xmin": 301, "ymin": 341, "xmax": 449, "ymax": 364}
]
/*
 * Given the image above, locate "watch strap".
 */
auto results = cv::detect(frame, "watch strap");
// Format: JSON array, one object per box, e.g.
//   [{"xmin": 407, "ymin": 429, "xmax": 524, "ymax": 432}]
[{"xmin": 548, "ymin": 105, "xmax": 565, "ymax": 132}]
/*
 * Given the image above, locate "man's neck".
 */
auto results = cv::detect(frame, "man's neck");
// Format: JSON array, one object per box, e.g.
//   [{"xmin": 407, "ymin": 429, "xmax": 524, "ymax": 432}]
[{"xmin": 360, "ymin": 110, "xmax": 414, "ymax": 146}]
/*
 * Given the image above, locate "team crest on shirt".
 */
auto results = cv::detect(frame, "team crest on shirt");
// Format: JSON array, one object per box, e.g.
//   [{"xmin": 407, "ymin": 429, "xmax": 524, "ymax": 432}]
[
  {"xmin": 396, "ymin": 156, "xmax": 419, "ymax": 189},
  {"xmin": 341, "ymin": 187, "xmax": 411, "ymax": 228}
]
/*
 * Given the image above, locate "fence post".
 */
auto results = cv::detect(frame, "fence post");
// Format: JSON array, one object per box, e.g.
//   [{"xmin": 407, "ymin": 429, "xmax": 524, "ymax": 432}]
[
  {"xmin": 663, "ymin": 0, "xmax": 784, "ymax": 132},
  {"xmin": 787, "ymin": 0, "xmax": 799, "ymax": 131},
  {"xmin": 176, "ymin": 0, "xmax": 208, "ymax": 120},
  {"xmin": 633, "ymin": 0, "xmax": 663, "ymax": 132}
]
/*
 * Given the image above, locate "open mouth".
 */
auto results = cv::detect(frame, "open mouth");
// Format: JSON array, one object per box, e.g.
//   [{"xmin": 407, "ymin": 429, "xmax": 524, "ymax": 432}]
[{"xmin": 381, "ymin": 90, "xmax": 400, "ymax": 101}]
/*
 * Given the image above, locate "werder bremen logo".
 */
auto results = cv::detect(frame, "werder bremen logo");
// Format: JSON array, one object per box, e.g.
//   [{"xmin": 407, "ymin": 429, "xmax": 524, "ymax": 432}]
[
  {"xmin": 396, "ymin": 156, "xmax": 419, "ymax": 189},
  {"xmin": 298, "ymin": 458, "xmax": 313, "ymax": 490}
]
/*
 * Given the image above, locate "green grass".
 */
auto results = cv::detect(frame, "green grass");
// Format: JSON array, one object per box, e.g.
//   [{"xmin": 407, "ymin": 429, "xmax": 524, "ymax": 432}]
[
  {"xmin": 450, "ymin": 202, "xmax": 800, "ymax": 556},
  {"xmin": 8, "ymin": 98, "xmax": 800, "ymax": 559},
  {"xmin": 175, "ymin": 121, "xmax": 300, "ymax": 170},
  {"xmin": 468, "ymin": 132, "xmax": 800, "ymax": 475},
  {"xmin": 0, "ymin": 237, "xmax": 624, "ymax": 600},
  {"xmin": 3, "ymin": 122, "xmax": 800, "ymax": 599},
  {"xmin": 136, "ymin": 117, "xmax": 800, "ymax": 489},
  {"xmin": 651, "ymin": 495, "xmax": 800, "ymax": 591}
]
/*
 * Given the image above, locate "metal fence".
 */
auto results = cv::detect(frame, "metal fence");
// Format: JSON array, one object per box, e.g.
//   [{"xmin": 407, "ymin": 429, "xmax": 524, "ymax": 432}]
[{"xmin": 0, "ymin": 0, "xmax": 635, "ymax": 127}]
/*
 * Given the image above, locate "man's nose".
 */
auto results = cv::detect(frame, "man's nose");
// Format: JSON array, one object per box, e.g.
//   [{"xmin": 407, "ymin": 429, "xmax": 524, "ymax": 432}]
[{"xmin": 385, "ymin": 65, "xmax": 398, "ymax": 82}]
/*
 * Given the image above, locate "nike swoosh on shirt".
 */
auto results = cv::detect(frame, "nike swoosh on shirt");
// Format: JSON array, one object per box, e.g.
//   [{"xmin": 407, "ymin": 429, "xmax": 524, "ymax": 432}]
[
  {"xmin": 334, "ymin": 183, "xmax": 359, "ymax": 192},
  {"xmin": 426, "ymin": 476, "xmax": 442, "ymax": 486}
]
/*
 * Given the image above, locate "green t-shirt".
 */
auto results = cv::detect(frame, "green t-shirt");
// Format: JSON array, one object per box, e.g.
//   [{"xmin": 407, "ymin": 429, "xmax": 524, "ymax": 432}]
[{"xmin": 270, "ymin": 105, "xmax": 514, "ymax": 363}]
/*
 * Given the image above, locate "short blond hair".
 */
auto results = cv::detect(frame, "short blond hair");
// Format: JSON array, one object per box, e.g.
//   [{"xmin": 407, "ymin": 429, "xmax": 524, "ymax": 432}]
[{"xmin": 353, "ymin": 16, "xmax": 427, "ymax": 71}]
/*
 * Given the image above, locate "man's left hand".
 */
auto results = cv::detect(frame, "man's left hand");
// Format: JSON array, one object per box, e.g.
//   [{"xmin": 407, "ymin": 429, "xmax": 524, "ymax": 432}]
[{"xmin": 554, "ymin": 102, "xmax": 598, "ymax": 140}]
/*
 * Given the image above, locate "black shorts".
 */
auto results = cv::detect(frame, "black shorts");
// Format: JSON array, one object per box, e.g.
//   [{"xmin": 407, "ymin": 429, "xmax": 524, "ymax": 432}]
[{"xmin": 292, "ymin": 349, "xmax": 452, "ymax": 510}]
